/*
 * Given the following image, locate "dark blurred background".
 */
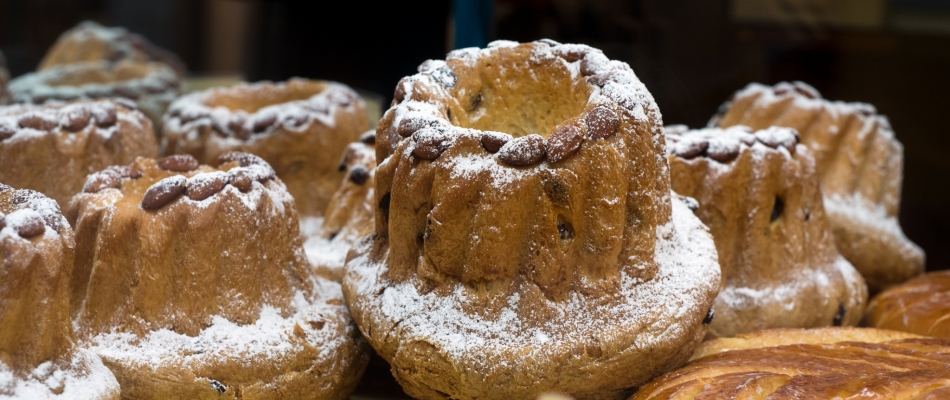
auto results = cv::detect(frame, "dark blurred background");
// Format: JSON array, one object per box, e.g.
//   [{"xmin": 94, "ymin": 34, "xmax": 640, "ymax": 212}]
[{"xmin": 1, "ymin": 0, "xmax": 948, "ymax": 272}]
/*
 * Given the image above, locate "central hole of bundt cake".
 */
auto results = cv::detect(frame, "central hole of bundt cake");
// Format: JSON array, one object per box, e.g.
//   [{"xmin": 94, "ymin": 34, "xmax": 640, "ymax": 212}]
[
  {"xmin": 205, "ymin": 81, "xmax": 328, "ymax": 113},
  {"xmin": 454, "ymin": 53, "xmax": 592, "ymax": 138},
  {"xmin": 47, "ymin": 61, "xmax": 153, "ymax": 86}
]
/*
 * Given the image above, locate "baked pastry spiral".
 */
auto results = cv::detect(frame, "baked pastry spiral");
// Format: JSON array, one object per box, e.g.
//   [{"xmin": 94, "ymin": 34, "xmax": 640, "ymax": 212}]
[
  {"xmin": 0, "ymin": 51, "xmax": 10, "ymax": 105},
  {"xmin": 666, "ymin": 126, "xmax": 867, "ymax": 338},
  {"xmin": 38, "ymin": 21, "xmax": 186, "ymax": 76},
  {"xmin": 0, "ymin": 100, "xmax": 158, "ymax": 208},
  {"xmin": 66, "ymin": 153, "xmax": 368, "ymax": 399},
  {"xmin": 343, "ymin": 40, "xmax": 720, "ymax": 400},
  {"xmin": 710, "ymin": 82, "xmax": 924, "ymax": 292},
  {"xmin": 0, "ymin": 185, "xmax": 120, "ymax": 399},
  {"xmin": 864, "ymin": 270, "xmax": 950, "ymax": 338}
]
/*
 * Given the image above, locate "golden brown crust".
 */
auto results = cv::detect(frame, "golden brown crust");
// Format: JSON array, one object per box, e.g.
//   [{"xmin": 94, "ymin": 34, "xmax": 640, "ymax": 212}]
[
  {"xmin": 667, "ymin": 126, "xmax": 867, "ymax": 338},
  {"xmin": 0, "ymin": 100, "xmax": 158, "ymax": 208},
  {"xmin": 39, "ymin": 21, "xmax": 186, "ymax": 75},
  {"xmin": 864, "ymin": 271, "xmax": 950, "ymax": 338},
  {"xmin": 712, "ymin": 82, "xmax": 924, "ymax": 292},
  {"xmin": 161, "ymin": 79, "xmax": 369, "ymax": 218}
]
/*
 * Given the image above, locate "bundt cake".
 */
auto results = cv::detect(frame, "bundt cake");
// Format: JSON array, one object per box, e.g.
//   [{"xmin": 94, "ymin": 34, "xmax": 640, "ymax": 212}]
[
  {"xmin": 0, "ymin": 51, "xmax": 10, "ymax": 105},
  {"xmin": 666, "ymin": 125, "xmax": 867, "ymax": 338},
  {"xmin": 631, "ymin": 327, "xmax": 950, "ymax": 399},
  {"xmin": 38, "ymin": 21, "xmax": 186, "ymax": 76},
  {"xmin": 710, "ymin": 81, "xmax": 924, "ymax": 292},
  {"xmin": 343, "ymin": 40, "xmax": 721, "ymax": 400},
  {"xmin": 302, "ymin": 131, "xmax": 377, "ymax": 280},
  {"xmin": 161, "ymin": 79, "xmax": 370, "ymax": 218},
  {"xmin": 0, "ymin": 185, "xmax": 120, "ymax": 399},
  {"xmin": 66, "ymin": 153, "xmax": 368, "ymax": 399},
  {"xmin": 0, "ymin": 99, "xmax": 158, "ymax": 208},
  {"xmin": 864, "ymin": 270, "xmax": 950, "ymax": 338}
]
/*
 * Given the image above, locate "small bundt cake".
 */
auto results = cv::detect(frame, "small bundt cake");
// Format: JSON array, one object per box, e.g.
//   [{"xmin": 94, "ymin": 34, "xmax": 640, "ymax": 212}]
[
  {"xmin": 66, "ymin": 153, "xmax": 368, "ymax": 399},
  {"xmin": 631, "ymin": 327, "xmax": 950, "ymax": 399},
  {"xmin": 9, "ymin": 60, "xmax": 182, "ymax": 129},
  {"xmin": 0, "ymin": 51, "xmax": 10, "ymax": 105},
  {"xmin": 161, "ymin": 79, "xmax": 370, "ymax": 218},
  {"xmin": 39, "ymin": 21, "xmax": 186, "ymax": 75},
  {"xmin": 864, "ymin": 270, "xmax": 950, "ymax": 338},
  {"xmin": 0, "ymin": 99, "xmax": 158, "ymax": 208},
  {"xmin": 711, "ymin": 81, "xmax": 924, "ymax": 292},
  {"xmin": 666, "ymin": 126, "xmax": 867, "ymax": 338},
  {"xmin": 0, "ymin": 185, "xmax": 120, "ymax": 399},
  {"xmin": 302, "ymin": 131, "xmax": 377, "ymax": 280},
  {"xmin": 343, "ymin": 40, "xmax": 721, "ymax": 400}
]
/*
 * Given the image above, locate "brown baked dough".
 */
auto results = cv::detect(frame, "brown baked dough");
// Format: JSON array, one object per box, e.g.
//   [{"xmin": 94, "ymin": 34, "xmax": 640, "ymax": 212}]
[
  {"xmin": 0, "ymin": 51, "xmax": 10, "ymax": 105},
  {"xmin": 631, "ymin": 327, "xmax": 950, "ymax": 400},
  {"xmin": 0, "ymin": 185, "xmax": 120, "ymax": 399},
  {"xmin": 864, "ymin": 270, "xmax": 950, "ymax": 338},
  {"xmin": 711, "ymin": 82, "xmax": 924, "ymax": 292},
  {"xmin": 0, "ymin": 99, "xmax": 158, "ymax": 208},
  {"xmin": 343, "ymin": 40, "xmax": 721, "ymax": 400},
  {"xmin": 67, "ymin": 153, "xmax": 368, "ymax": 400},
  {"xmin": 667, "ymin": 126, "xmax": 867, "ymax": 338},
  {"xmin": 161, "ymin": 79, "xmax": 369, "ymax": 218},
  {"xmin": 38, "ymin": 21, "xmax": 186, "ymax": 75}
]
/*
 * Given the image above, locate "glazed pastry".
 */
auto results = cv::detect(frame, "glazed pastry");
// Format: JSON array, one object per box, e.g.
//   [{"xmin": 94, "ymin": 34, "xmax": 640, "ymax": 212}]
[
  {"xmin": 302, "ymin": 131, "xmax": 377, "ymax": 280},
  {"xmin": 0, "ymin": 185, "xmax": 120, "ymax": 399},
  {"xmin": 161, "ymin": 79, "xmax": 369, "ymax": 218},
  {"xmin": 667, "ymin": 126, "xmax": 867, "ymax": 338},
  {"xmin": 67, "ymin": 153, "xmax": 368, "ymax": 399},
  {"xmin": 39, "ymin": 21, "xmax": 186, "ymax": 75},
  {"xmin": 0, "ymin": 100, "xmax": 158, "ymax": 208},
  {"xmin": 343, "ymin": 40, "xmax": 721, "ymax": 400},
  {"xmin": 631, "ymin": 327, "xmax": 950, "ymax": 399},
  {"xmin": 0, "ymin": 51, "xmax": 10, "ymax": 105},
  {"xmin": 711, "ymin": 81, "xmax": 924, "ymax": 292},
  {"xmin": 9, "ymin": 60, "xmax": 181, "ymax": 131},
  {"xmin": 864, "ymin": 270, "xmax": 950, "ymax": 338}
]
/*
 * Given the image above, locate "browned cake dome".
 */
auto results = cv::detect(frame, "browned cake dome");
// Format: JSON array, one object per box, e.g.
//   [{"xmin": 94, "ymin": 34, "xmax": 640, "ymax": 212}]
[
  {"xmin": 0, "ymin": 185, "xmax": 120, "ymax": 399},
  {"xmin": 66, "ymin": 153, "xmax": 368, "ymax": 399},
  {"xmin": 343, "ymin": 40, "xmax": 721, "ymax": 400},
  {"xmin": 161, "ymin": 79, "xmax": 369, "ymax": 219},
  {"xmin": 667, "ymin": 126, "xmax": 867, "ymax": 338},
  {"xmin": 38, "ymin": 21, "xmax": 186, "ymax": 76},
  {"xmin": 631, "ymin": 327, "xmax": 950, "ymax": 399},
  {"xmin": 0, "ymin": 51, "xmax": 10, "ymax": 105},
  {"xmin": 711, "ymin": 82, "xmax": 924, "ymax": 292},
  {"xmin": 0, "ymin": 99, "xmax": 158, "ymax": 208},
  {"xmin": 864, "ymin": 270, "xmax": 950, "ymax": 338}
]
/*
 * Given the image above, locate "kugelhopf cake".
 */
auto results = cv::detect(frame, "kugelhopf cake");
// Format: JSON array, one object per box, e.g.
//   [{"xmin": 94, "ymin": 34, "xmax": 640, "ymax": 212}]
[
  {"xmin": 0, "ymin": 185, "xmax": 120, "ymax": 399},
  {"xmin": 161, "ymin": 79, "xmax": 369, "ymax": 219},
  {"xmin": 864, "ymin": 270, "xmax": 950, "ymax": 338},
  {"xmin": 0, "ymin": 100, "xmax": 158, "ymax": 208},
  {"xmin": 711, "ymin": 81, "xmax": 924, "ymax": 292},
  {"xmin": 343, "ymin": 40, "xmax": 721, "ymax": 400},
  {"xmin": 39, "ymin": 21, "xmax": 186, "ymax": 76},
  {"xmin": 631, "ymin": 327, "xmax": 950, "ymax": 399},
  {"xmin": 0, "ymin": 51, "xmax": 10, "ymax": 105},
  {"xmin": 66, "ymin": 153, "xmax": 368, "ymax": 399},
  {"xmin": 666, "ymin": 126, "xmax": 867, "ymax": 338}
]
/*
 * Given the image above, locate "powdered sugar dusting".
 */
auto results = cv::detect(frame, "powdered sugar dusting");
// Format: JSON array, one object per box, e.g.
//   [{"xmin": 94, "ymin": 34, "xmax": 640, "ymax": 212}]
[{"xmin": 0, "ymin": 349, "xmax": 119, "ymax": 400}]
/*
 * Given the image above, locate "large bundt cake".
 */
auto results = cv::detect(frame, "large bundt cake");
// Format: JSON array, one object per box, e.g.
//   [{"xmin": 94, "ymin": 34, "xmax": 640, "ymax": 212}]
[
  {"xmin": 343, "ymin": 40, "xmax": 721, "ymax": 399},
  {"xmin": 66, "ymin": 153, "xmax": 367, "ymax": 399},
  {"xmin": 38, "ymin": 21, "xmax": 186, "ymax": 76},
  {"xmin": 864, "ymin": 270, "xmax": 950, "ymax": 338},
  {"xmin": 0, "ymin": 185, "xmax": 120, "ymax": 399},
  {"xmin": 0, "ymin": 99, "xmax": 158, "ymax": 208},
  {"xmin": 666, "ymin": 125, "xmax": 867, "ymax": 338},
  {"xmin": 161, "ymin": 79, "xmax": 369, "ymax": 218},
  {"xmin": 710, "ymin": 81, "xmax": 924, "ymax": 292},
  {"xmin": 0, "ymin": 51, "xmax": 10, "ymax": 105}
]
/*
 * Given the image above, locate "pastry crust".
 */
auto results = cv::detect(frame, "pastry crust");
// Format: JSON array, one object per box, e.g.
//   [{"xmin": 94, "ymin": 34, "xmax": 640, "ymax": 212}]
[
  {"xmin": 666, "ymin": 126, "xmax": 867, "ymax": 338},
  {"xmin": 0, "ymin": 185, "xmax": 120, "ymax": 400},
  {"xmin": 161, "ymin": 79, "xmax": 369, "ymax": 218},
  {"xmin": 864, "ymin": 270, "xmax": 950, "ymax": 338},
  {"xmin": 67, "ymin": 153, "xmax": 368, "ymax": 399},
  {"xmin": 38, "ymin": 21, "xmax": 186, "ymax": 76},
  {"xmin": 711, "ymin": 82, "xmax": 924, "ymax": 292},
  {"xmin": 343, "ymin": 40, "xmax": 720, "ymax": 400},
  {"xmin": 0, "ymin": 99, "xmax": 158, "ymax": 208}
]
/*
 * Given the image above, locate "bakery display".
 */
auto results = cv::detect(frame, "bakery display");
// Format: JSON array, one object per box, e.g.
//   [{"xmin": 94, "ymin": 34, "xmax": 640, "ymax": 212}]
[
  {"xmin": 38, "ymin": 21, "xmax": 186, "ymax": 76},
  {"xmin": 710, "ymin": 81, "xmax": 924, "ymax": 292},
  {"xmin": 0, "ymin": 185, "xmax": 120, "ymax": 399},
  {"xmin": 66, "ymin": 153, "xmax": 368, "ymax": 399},
  {"xmin": 161, "ymin": 79, "xmax": 369, "ymax": 218},
  {"xmin": 666, "ymin": 125, "xmax": 867, "ymax": 338},
  {"xmin": 343, "ymin": 40, "xmax": 721, "ymax": 400},
  {"xmin": 302, "ymin": 131, "xmax": 377, "ymax": 280},
  {"xmin": 0, "ymin": 51, "xmax": 10, "ymax": 105},
  {"xmin": 631, "ymin": 327, "xmax": 950, "ymax": 399},
  {"xmin": 864, "ymin": 270, "xmax": 950, "ymax": 338},
  {"xmin": 0, "ymin": 99, "xmax": 158, "ymax": 208}
]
